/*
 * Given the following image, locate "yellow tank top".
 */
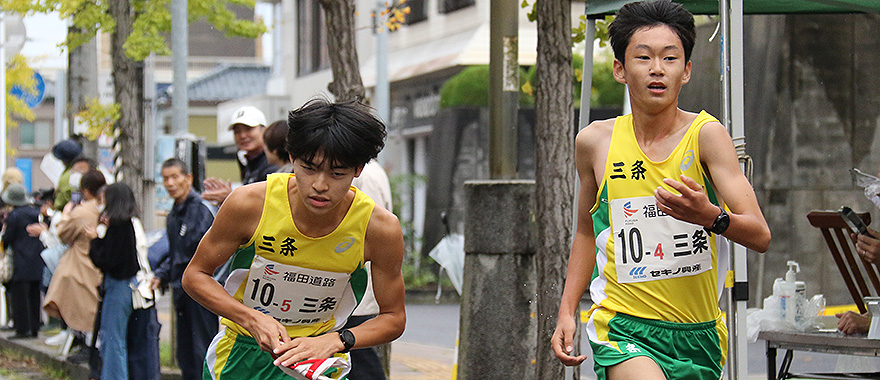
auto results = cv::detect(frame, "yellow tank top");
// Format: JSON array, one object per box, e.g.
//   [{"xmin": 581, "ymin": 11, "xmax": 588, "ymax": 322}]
[
  {"xmin": 589, "ymin": 111, "xmax": 730, "ymax": 323},
  {"xmin": 221, "ymin": 173, "xmax": 374, "ymax": 338}
]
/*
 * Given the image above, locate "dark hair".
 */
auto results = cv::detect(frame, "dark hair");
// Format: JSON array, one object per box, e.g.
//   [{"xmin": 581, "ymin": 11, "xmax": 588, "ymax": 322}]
[
  {"xmin": 71, "ymin": 156, "xmax": 98, "ymax": 170},
  {"xmin": 161, "ymin": 158, "xmax": 190, "ymax": 176},
  {"xmin": 264, "ymin": 120, "xmax": 291, "ymax": 163},
  {"xmin": 102, "ymin": 183, "xmax": 140, "ymax": 225},
  {"xmin": 36, "ymin": 188, "xmax": 55, "ymax": 204},
  {"xmin": 609, "ymin": 0, "xmax": 696, "ymax": 65},
  {"xmin": 286, "ymin": 98, "xmax": 386, "ymax": 169},
  {"xmin": 80, "ymin": 169, "xmax": 107, "ymax": 197}
]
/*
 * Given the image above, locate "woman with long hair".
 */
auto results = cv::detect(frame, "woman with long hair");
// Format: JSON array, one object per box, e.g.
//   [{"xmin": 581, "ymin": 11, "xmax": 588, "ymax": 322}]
[{"xmin": 89, "ymin": 183, "xmax": 159, "ymax": 380}]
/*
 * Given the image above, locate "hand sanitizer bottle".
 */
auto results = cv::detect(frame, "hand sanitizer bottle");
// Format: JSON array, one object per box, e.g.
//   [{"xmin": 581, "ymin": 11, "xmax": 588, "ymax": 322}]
[{"xmin": 781, "ymin": 261, "xmax": 800, "ymax": 323}]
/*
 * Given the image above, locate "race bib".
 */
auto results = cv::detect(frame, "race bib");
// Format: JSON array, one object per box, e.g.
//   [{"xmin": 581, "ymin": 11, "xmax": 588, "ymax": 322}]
[
  {"xmin": 610, "ymin": 196, "xmax": 712, "ymax": 284},
  {"xmin": 243, "ymin": 255, "xmax": 350, "ymax": 326}
]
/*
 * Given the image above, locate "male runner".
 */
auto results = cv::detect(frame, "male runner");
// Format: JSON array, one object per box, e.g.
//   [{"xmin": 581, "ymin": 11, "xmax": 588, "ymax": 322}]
[
  {"xmin": 183, "ymin": 99, "xmax": 406, "ymax": 379},
  {"xmin": 551, "ymin": 2, "xmax": 771, "ymax": 379}
]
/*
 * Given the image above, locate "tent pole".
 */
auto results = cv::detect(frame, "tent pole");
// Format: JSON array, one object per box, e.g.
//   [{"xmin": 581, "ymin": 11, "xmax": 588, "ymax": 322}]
[
  {"xmin": 578, "ymin": 18, "xmax": 596, "ymax": 130},
  {"xmin": 730, "ymin": 0, "xmax": 749, "ymax": 379},
  {"xmin": 720, "ymin": 0, "xmax": 749, "ymax": 379}
]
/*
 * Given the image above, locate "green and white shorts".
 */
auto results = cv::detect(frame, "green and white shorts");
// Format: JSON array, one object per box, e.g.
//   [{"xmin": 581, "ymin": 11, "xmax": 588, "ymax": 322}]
[
  {"xmin": 586, "ymin": 308, "xmax": 727, "ymax": 380},
  {"xmin": 203, "ymin": 327, "xmax": 350, "ymax": 380}
]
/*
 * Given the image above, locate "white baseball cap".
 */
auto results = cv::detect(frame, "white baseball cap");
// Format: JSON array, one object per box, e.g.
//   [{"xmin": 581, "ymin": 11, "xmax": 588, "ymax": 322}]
[{"xmin": 228, "ymin": 106, "xmax": 267, "ymax": 130}]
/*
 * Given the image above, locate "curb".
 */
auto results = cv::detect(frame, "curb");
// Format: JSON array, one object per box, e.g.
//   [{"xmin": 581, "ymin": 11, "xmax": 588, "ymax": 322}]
[{"xmin": 0, "ymin": 332, "xmax": 181, "ymax": 380}]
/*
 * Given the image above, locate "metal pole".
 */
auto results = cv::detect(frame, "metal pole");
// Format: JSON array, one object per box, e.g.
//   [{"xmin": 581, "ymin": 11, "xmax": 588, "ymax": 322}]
[
  {"xmin": 171, "ymin": 0, "xmax": 188, "ymax": 136},
  {"xmin": 488, "ymin": 0, "xmax": 518, "ymax": 179},
  {"xmin": 375, "ymin": 0, "xmax": 389, "ymax": 123},
  {"xmin": 578, "ymin": 19, "xmax": 595, "ymax": 130},
  {"xmin": 720, "ymin": 1, "xmax": 749, "ymax": 379},
  {"xmin": 55, "ymin": 70, "xmax": 66, "ymax": 143},
  {"xmin": 1, "ymin": 12, "xmax": 7, "ymax": 172},
  {"xmin": 729, "ymin": 1, "xmax": 749, "ymax": 379}
]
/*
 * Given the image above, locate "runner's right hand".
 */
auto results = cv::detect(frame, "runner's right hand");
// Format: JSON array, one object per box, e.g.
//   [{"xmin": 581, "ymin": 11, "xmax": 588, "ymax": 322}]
[
  {"xmin": 241, "ymin": 309, "xmax": 291, "ymax": 353},
  {"xmin": 552, "ymin": 315, "xmax": 588, "ymax": 366}
]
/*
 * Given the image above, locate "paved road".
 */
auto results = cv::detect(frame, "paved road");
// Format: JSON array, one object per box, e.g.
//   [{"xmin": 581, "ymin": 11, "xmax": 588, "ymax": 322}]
[{"xmin": 389, "ymin": 303, "xmax": 880, "ymax": 380}]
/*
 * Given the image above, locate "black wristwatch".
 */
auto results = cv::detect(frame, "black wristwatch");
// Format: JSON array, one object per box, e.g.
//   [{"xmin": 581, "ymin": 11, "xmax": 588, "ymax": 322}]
[
  {"xmin": 705, "ymin": 206, "xmax": 730, "ymax": 235},
  {"xmin": 338, "ymin": 329, "xmax": 355, "ymax": 353}
]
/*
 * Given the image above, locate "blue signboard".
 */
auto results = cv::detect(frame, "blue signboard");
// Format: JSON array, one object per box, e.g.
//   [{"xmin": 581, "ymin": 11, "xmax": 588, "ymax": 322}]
[
  {"xmin": 11, "ymin": 71, "xmax": 46, "ymax": 109},
  {"xmin": 15, "ymin": 158, "xmax": 32, "ymax": 193}
]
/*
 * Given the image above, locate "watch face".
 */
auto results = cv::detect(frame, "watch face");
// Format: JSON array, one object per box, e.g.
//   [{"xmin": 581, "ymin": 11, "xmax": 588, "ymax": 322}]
[
  {"xmin": 341, "ymin": 330, "xmax": 355, "ymax": 348},
  {"xmin": 713, "ymin": 209, "xmax": 730, "ymax": 234}
]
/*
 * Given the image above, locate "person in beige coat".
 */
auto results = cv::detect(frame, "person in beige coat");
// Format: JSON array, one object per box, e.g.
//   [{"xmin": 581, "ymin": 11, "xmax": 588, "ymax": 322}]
[{"xmin": 43, "ymin": 169, "xmax": 106, "ymax": 335}]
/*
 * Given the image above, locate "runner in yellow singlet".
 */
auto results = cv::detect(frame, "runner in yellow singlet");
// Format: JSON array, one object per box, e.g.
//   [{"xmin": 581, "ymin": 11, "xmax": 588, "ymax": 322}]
[
  {"xmin": 551, "ymin": 2, "xmax": 771, "ymax": 380},
  {"xmin": 183, "ymin": 98, "xmax": 406, "ymax": 379}
]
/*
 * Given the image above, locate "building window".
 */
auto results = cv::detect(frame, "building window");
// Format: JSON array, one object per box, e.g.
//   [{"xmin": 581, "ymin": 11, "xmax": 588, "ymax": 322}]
[
  {"xmin": 18, "ymin": 121, "xmax": 52, "ymax": 149},
  {"xmin": 438, "ymin": 0, "xmax": 474, "ymax": 14},
  {"xmin": 405, "ymin": 0, "xmax": 428, "ymax": 25},
  {"xmin": 20, "ymin": 121, "xmax": 35, "ymax": 146},
  {"xmin": 297, "ymin": 0, "xmax": 331, "ymax": 76}
]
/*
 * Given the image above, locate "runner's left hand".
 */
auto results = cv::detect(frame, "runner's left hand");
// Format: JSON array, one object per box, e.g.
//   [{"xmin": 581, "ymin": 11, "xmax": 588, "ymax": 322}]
[{"xmin": 654, "ymin": 175, "xmax": 718, "ymax": 228}]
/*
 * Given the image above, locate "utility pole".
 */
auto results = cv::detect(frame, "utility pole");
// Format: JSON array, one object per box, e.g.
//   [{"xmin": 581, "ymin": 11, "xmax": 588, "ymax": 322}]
[
  {"xmin": 1, "ymin": 12, "xmax": 6, "ymax": 172},
  {"xmin": 374, "ymin": 0, "xmax": 389, "ymax": 123},
  {"xmin": 488, "ymin": 0, "xmax": 518, "ymax": 179},
  {"xmin": 171, "ymin": 0, "xmax": 188, "ymax": 136}
]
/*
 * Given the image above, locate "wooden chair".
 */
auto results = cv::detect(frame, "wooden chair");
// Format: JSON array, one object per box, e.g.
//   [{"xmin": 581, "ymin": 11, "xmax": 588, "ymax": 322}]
[{"xmin": 807, "ymin": 210, "xmax": 880, "ymax": 313}]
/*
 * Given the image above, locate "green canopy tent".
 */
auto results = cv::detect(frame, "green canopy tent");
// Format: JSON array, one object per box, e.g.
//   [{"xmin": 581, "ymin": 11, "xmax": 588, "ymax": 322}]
[
  {"xmin": 577, "ymin": 1, "xmax": 880, "ymax": 379},
  {"xmin": 584, "ymin": 0, "xmax": 880, "ymax": 15}
]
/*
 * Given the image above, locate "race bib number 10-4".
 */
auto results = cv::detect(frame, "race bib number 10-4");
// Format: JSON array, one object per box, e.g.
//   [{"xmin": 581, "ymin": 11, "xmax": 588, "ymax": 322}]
[
  {"xmin": 610, "ymin": 196, "xmax": 713, "ymax": 284},
  {"xmin": 243, "ymin": 255, "xmax": 350, "ymax": 326}
]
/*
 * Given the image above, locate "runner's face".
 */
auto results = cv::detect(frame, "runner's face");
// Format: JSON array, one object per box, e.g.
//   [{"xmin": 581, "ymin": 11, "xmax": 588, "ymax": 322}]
[
  {"xmin": 292, "ymin": 154, "xmax": 362, "ymax": 214},
  {"xmin": 613, "ymin": 25, "xmax": 691, "ymax": 112},
  {"xmin": 161, "ymin": 166, "xmax": 193, "ymax": 203}
]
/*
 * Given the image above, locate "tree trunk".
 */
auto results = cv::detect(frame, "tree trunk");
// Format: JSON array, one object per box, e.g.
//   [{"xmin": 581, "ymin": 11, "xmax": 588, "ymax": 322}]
[
  {"xmin": 108, "ymin": 0, "xmax": 146, "ymax": 207},
  {"xmin": 318, "ymin": 1, "xmax": 390, "ymax": 374},
  {"xmin": 534, "ymin": 0, "xmax": 574, "ymax": 378},
  {"xmin": 318, "ymin": 0, "xmax": 365, "ymax": 102}
]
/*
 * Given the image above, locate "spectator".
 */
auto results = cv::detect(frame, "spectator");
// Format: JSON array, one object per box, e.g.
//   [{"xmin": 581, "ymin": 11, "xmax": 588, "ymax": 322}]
[
  {"xmin": 347, "ymin": 160, "xmax": 395, "ymax": 379},
  {"xmin": 0, "ymin": 167, "xmax": 24, "ymax": 224},
  {"xmin": 43, "ymin": 169, "xmax": 105, "ymax": 360},
  {"xmin": 89, "ymin": 183, "xmax": 160, "ymax": 380},
  {"xmin": 263, "ymin": 120, "xmax": 293, "ymax": 173},
  {"xmin": 51, "ymin": 139, "xmax": 84, "ymax": 210},
  {"xmin": 26, "ymin": 188, "xmax": 62, "ymax": 291},
  {"xmin": 0, "ymin": 167, "xmax": 24, "ymax": 329},
  {"xmin": 840, "ymin": 226, "xmax": 880, "ymax": 335},
  {"xmin": 202, "ymin": 106, "xmax": 278, "ymax": 205},
  {"xmin": 152, "ymin": 158, "xmax": 217, "ymax": 380},
  {"xmin": 1, "ymin": 184, "xmax": 45, "ymax": 339},
  {"xmin": 1, "ymin": 167, "xmax": 23, "ymax": 190}
]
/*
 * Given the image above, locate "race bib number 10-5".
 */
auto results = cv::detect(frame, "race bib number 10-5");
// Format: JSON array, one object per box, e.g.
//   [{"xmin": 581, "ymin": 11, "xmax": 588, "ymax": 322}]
[
  {"xmin": 610, "ymin": 196, "xmax": 713, "ymax": 284},
  {"xmin": 243, "ymin": 255, "xmax": 350, "ymax": 326}
]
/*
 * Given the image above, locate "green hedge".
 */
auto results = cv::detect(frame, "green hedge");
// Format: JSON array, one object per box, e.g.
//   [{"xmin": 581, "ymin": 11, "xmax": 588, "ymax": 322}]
[{"xmin": 439, "ymin": 53, "xmax": 624, "ymax": 109}]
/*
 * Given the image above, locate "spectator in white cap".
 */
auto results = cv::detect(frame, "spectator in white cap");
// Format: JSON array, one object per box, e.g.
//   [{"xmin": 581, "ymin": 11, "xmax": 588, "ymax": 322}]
[{"xmin": 202, "ymin": 106, "xmax": 279, "ymax": 205}]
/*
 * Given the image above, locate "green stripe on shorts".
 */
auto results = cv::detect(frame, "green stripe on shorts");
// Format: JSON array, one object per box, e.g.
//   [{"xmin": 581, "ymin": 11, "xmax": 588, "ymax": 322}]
[{"xmin": 590, "ymin": 313, "xmax": 724, "ymax": 380}]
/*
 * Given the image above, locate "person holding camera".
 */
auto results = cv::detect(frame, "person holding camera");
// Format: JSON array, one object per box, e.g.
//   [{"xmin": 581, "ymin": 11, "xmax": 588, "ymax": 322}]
[{"xmin": 43, "ymin": 169, "xmax": 106, "ymax": 360}]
